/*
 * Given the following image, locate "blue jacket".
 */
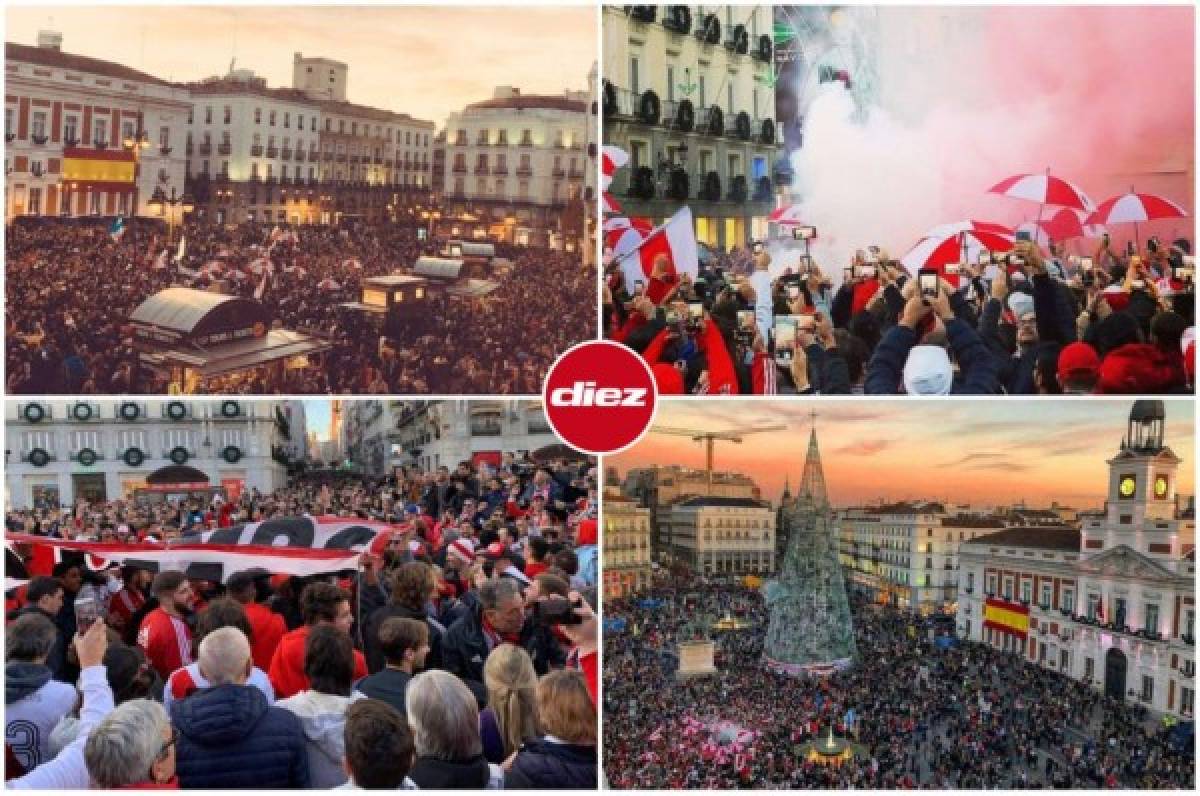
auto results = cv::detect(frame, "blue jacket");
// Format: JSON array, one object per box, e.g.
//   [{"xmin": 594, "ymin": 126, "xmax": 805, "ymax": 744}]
[
  {"xmin": 171, "ymin": 683, "xmax": 310, "ymax": 788},
  {"xmin": 865, "ymin": 317, "xmax": 999, "ymax": 395},
  {"xmin": 504, "ymin": 739, "xmax": 598, "ymax": 789}
]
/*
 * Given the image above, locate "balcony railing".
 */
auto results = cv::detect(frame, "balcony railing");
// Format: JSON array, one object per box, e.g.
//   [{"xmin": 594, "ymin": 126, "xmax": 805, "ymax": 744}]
[
  {"xmin": 31, "ymin": 133, "xmax": 49, "ymax": 145},
  {"xmin": 281, "ymin": 149, "xmax": 293, "ymax": 160},
  {"xmin": 250, "ymin": 145, "xmax": 264, "ymax": 156},
  {"xmin": 452, "ymin": 163, "xmax": 468, "ymax": 174},
  {"xmin": 295, "ymin": 150, "xmax": 305, "ymax": 162},
  {"xmin": 474, "ymin": 164, "xmax": 489, "ymax": 175},
  {"xmin": 552, "ymin": 166, "xmax": 566, "ymax": 177},
  {"xmin": 518, "ymin": 138, "xmax": 534, "ymax": 148},
  {"xmin": 266, "ymin": 147, "xmax": 279, "ymax": 158},
  {"xmin": 216, "ymin": 143, "xmax": 230, "ymax": 155},
  {"xmin": 516, "ymin": 165, "xmax": 533, "ymax": 177},
  {"xmin": 493, "ymin": 164, "xmax": 509, "ymax": 175},
  {"xmin": 197, "ymin": 142, "xmax": 212, "ymax": 155},
  {"xmin": 336, "ymin": 154, "xmax": 347, "ymax": 163},
  {"xmin": 454, "ymin": 138, "xmax": 467, "ymax": 147}
]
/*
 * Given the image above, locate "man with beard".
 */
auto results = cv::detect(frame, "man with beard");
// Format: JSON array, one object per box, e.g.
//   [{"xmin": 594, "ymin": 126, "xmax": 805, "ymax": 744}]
[
  {"xmin": 108, "ymin": 566, "xmax": 151, "ymax": 644},
  {"xmin": 136, "ymin": 571, "xmax": 196, "ymax": 680}
]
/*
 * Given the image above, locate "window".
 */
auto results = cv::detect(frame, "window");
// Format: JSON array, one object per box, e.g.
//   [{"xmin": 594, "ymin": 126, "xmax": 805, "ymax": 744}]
[
  {"xmin": 1145, "ymin": 604, "xmax": 1159, "ymax": 634},
  {"xmin": 1040, "ymin": 583, "xmax": 1052, "ymax": 606},
  {"xmin": 31, "ymin": 111, "xmax": 46, "ymax": 138},
  {"xmin": 204, "ymin": 106, "xmax": 212, "ymax": 124},
  {"xmin": 27, "ymin": 187, "xmax": 40, "ymax": 214},
  {"xmin": 1141, "ymin": 675, "xmax": 1153, "ymax": 702},
  {"xmin": 630, "ymin": 56, "xmax": 640, "ymax": 94},
  {"xmin": 1062, "ymin": 589, "xmax": 1074, "ymax": 613},
  {"xmin": 223, "ymin": 105, "xmax": 231, "ymax": 124},
  {"xmin": 255, "ymin": 107, "xmax": 262, "ymax": 124},
  {"xmin": 727, "ymin": 82, "xmax": 734, "ymax": 113},
  {"xmin": 5, "ymin": 107, "xmax": 14, "ymax": 138},
  {"xmin": 23, "ymin": 431, "xmax": 54, "ymax": 455},
  {"xmin": 666, "ymin": 65, "xmax": 675, "ymax": 102},
  {"xmin": 1002, "ymin": 578, "xmax": 1013, "ymax": 600},
  {"xmin": 339, "ymin": 120, "xmax": 345, "ymax": 134},
  {"xmin": 69, "ymin": 431, "xmax": 100, "ymax": 454},
  {"xmin": 1087, "ymin": 594, "xmax": 1100, "ymax": 620},
  {"xmin": 352, "ymin": 122, "xmax": 357, "ymax": 136},
  {"xmin": 1084, "ymin": 657, "xmax": 1094, "ymax": 681},
  {"xmin": 967, "ymin": 572, "xmax": 974, "ymax": 591},
  {"xmin": 93, "ymin": 119, "xmax": 108, "ymax": 145},
  {"xmin": 698, "ymin": 75, "xmax": 706, "ymax": 109},
  {"xmin": 269, "ymin": 110, "xmax": 276, "ymax": 126},
  {"xmin": 325, "ymin": 118, "xmax": 332, "ymax": 132},
  {"xmin": 64, "ymin": 115, "xmax": 78, "ymax": 142},
  {"xmin": 1114, "ymin": 597, "xmax": 1127, "ymax": 627},
  {"xmin": 159, "ymin": 126, "xmax": 170, "ymax": 149},
  {"xmin": 284, "ymin": 112, "xmax": 290, "ymax": 128}
]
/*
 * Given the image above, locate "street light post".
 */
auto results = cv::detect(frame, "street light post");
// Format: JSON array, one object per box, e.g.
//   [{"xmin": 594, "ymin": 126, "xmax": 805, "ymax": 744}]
[
  {"xmin": 148, "ymin": 184, "xmax": 195, "ymax": 244},
  {"xmin": 122, "ymin": 126, "xmax": 151, "ymax": 216}
]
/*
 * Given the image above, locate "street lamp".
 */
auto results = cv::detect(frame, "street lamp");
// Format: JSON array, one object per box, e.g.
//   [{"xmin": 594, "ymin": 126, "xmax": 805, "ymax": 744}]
[
  {"xmin": 122, "ymin": 126, "xmax": 152, "ymax": 216},
  {"xmin": 148, "ymin": 185, "xmax": 195, "ymax": 243}
]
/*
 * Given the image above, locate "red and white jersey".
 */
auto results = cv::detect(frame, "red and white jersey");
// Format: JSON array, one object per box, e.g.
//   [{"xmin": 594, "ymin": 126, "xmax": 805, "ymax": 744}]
[
  {"xmin": 163, "ymin": 662, "xmax": 275, "ymax": 712},
  {"xmin": 136, "ymin": 608, "xmax": 192, "ymax": 680}
]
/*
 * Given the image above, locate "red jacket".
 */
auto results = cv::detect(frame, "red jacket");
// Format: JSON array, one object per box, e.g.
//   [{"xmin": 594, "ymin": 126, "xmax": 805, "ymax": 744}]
[
  {"xmin": 244, "ymin": 601, "xmax": 287, "ymax": 673},
  {"xmin": 267, "ymin": 625, "xmax": 367, "ymax": 699},
  {"xmin": 137, "ymin": 608, "xmax": 192, "ymax": 680}
]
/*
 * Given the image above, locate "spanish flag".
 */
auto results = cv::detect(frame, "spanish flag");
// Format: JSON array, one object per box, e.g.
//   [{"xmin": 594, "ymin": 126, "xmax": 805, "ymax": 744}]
[
  {"xmin": 63, "ymin": 146, "xmax": 135, "ymax": 186},
  {"xmin": 983, "ymin": 596, "xmax": 1030, "ymax": 638}
]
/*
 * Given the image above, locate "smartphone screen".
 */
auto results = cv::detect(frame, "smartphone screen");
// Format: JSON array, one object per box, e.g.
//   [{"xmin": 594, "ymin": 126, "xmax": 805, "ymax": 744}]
[
  {"xmin": 1015, "ymin": 229, "xmax": 1032, "ymax": 242},
  {"xmin": 1008, "ymin": 255, "xmax": 1025, "ymax": 267},
  {"xmin": 774, "ymin": 316, "xmax": 797, "ymax": 355},
  {"xmin": 1080, "ymin": 256, "xmax": 1094, "ymax": 271},
  {"xmin": 918, "ymin": 270, "xmax": 939, "ymax": 298},
  {"xmin": 737, "ymin": 309, "xmax": 755, "ymax": 329},
  {"xmin": 944, "ymin": 263, "xmax": 961, "ymax": 275},
  {"xmin": 787, "ymin": 285, "xmax": 800, "ymax": 299},
  {"xmin": 75, "ymin": 596, "xmax": 100, "ymax": 634},
  {"xmin": 1131, "ymin": 279, "xmax": 1146, "ymax": 290},
  {"xmin": 859, "ymin": 264, "xmax": 876, "ymax": 278},
  {"xmin": 688, "ymin": 302, "xmax": 704, "ymax": 321},
  {"xmin": 753, "ymin": 242, "xmax": 764, "ymax": 255},
  {"xmin": 665, "ymin": 309, "xmax": 680, "ymax": 325}
]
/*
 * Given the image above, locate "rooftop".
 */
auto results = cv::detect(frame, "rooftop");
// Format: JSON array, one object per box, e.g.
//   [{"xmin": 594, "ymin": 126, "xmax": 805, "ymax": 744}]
[
  {"xmin": 465, "ymin": 94, "xmax": 587, "ymax": 114},
  {"xmin": 962, "ymin": 526, "xmax": 1081, "ymax": 552},
  {"xmin": 846, "ymin": 501, "xmax": 947, "ymax": 516},
  {"xmin": 940, "ymin": 514, "xmax": 1006, "ymax": 529},
  {"xmin": 675, "ymin": 496, "xmax": 768, "ymax": 509},
  {"xmin": 7, "ymin": 41, "xmax": 171, "ymax": 87}
]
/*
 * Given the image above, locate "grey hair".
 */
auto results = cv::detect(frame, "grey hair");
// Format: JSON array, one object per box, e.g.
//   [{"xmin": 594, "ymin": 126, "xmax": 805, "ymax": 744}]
[
  {"xmin": 479, "ymin": 577, "xmax": 520, "ymax": 611},
  {"xmin": 405, "ymin": 669, "xmax": 481, "ymax": 760},
  {"xmin": 5, "ymin": 613, "xmax": 58, "ymax": 662},
  {"xmin": 84, "ymin": 699, "xmax": 170, "ymax": 788},
  {"xmin": 198, "ymin": 626, "xmax": 251, "ymax": 686}
]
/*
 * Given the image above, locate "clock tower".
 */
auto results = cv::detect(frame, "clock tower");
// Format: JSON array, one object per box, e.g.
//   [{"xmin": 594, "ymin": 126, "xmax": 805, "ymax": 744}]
[{"xmin": 1092, "ymin": 401, "xmax": 1182, "ymax": 560}]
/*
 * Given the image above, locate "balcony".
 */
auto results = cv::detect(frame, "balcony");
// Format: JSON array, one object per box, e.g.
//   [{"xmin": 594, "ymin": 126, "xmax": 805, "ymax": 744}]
[
  {"xmin": 266, "ymin": 147, "xmax": 279, "ymax": 159},
  {"xmin": 281, "ymin": 149, "xmax": 292, "ymax": 160},
  {"xmin": 323, "ymin": 152, "xmax": 334, "ymax": 162},
  {"xmin": 217, "ymin": 143, "xmax": 231, "ymax": 155},
  {"xmin": 493, "ymin": 164, "xmax": 509, "ymax": 175},
  {"xmin": 454, "ymin": 138, "xmax": 468, "ymax": 147},
  {"xmin": 251, "ymin": 145, "xmax": 264, "ymax": 157},
  {"xmin": 336, "ymin": 154, "xmax": 347, "ymax": 163},
  {"xmin": 94, "ymin": 138, "xmax": 109, "ymax": 149},
  {"xmin": 198, "ymin": 142, "xmax": 212, "ymax": 155},
  {"xmin": 518, "ymin": 137, "xmax": 534, "ymax": 148},
  {"xmin": 295, "ymin": 150, "xmax": 305, "ymax": 162},
  {"xmin": 30, "ymin": 133, "xmax": 48, "ymax": 145},
  {"xmin": 185, "ymin": 143, "xmax": 194, "ymax": 156},
  {"xmin": 63, "ymin": 136, "xmax": 80, "ymax": 147},
  {"xmin": 552, "ymin": 166, "xmax": 566, "ymax": 177},
  {"xmin": 452, "ymin": 163, "xmax": 468, "ymax": 174},
  {"xmin": 373, "ymin": 156, "xmax": 383, "ymax": 165},
  {"xmin": 474, "ymin": 164, "xmax": 489, "ymax": 175},
  {"xmin": 516, "ymin": 165, "xmax": 533, "ymax": 177}
]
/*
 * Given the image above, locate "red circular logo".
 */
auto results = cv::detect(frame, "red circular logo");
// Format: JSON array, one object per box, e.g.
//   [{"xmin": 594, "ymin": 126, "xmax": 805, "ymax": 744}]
[{"xmin": 542, "ymin": 340, "xmax": 657, "ymax": 455}]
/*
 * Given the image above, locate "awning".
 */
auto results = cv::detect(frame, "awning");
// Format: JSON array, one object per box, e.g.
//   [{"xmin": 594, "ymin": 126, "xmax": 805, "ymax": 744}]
[
  {"xmin": 446, "ymin": 279, "xmax": 498, "ymax": 299},
  {"xmin": 141, "ymin": 329, "xmax": 331, "ymax": 378}
]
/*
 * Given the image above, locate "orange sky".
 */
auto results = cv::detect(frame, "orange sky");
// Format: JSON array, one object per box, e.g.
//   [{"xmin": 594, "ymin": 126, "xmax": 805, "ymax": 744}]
[
  {"xmin": 611, "ymin": 400, "xmax": 1196, "ymax": 510},
  {"xmin": 4, "ymin": 5, "xmax": 596, "ymax": 127}
]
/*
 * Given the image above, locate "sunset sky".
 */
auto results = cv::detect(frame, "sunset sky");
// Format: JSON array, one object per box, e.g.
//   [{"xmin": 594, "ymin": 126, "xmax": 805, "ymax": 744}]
[
  {"xmin": 610, "ymin": 400, "xmax": 1195, "ymax": 510},
  {"xmin": 5, "ymin": 5, "xmax": 596, "ymax": 127}
]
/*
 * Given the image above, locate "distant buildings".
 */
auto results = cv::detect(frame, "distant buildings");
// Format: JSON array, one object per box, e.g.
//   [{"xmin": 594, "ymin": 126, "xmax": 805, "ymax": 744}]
[
  {"xmin": 958, "ymin": 401, "xmax": 1195, "ymax": 719},
  {"xmin": 602, "ymin": 488, "xmax": 652, "ymax": 597}
]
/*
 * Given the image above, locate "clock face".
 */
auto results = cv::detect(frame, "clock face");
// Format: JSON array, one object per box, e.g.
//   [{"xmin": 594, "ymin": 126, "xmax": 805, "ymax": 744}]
[
  {"xmin": 1154, "ymin": 476, "xmax": 1169, "ymax": 499},
  {"xmin": 1119, "ymin": 476, "xmax": 1136, "ymax": 498}
]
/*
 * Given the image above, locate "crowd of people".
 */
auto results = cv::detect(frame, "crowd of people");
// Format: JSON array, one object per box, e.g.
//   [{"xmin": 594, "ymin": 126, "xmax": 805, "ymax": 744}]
[
  {"xmin": 6, "ymin": 217, "xmax": 595, "ymax": 395},
  {"xmin": 5, "ymin": 454, "xmax": 599, "ymax": 789},
  {"xmin": 604, "ymin": 236, "xmax": 1195, "ymax": 395},
  {"xmin": 603, "ymin": 575, "xmax": 1194, "ymax": 789}
]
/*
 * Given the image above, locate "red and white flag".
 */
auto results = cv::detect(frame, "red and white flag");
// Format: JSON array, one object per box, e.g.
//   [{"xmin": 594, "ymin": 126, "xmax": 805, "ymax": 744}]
[
  {"xmin": 618, "ymin": 206, "xmax": 699, "ymax": 304},
  {"xmin": 601, "ymin": 145, "xmax": 629, "ymax": 192},
  {"xmin": 602, "ymin": 191, "xmax": 623, "ymax": 215}
]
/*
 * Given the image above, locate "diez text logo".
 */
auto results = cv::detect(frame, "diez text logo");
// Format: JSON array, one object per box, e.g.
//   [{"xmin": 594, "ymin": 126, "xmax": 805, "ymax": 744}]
[{"xmin": 542, "ymin": 341, "xmax": 657, "ymax": 455}]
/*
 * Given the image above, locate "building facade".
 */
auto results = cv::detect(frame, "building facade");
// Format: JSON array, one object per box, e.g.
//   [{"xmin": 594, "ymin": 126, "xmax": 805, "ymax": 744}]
[
  {"xmin": 838, "ymin": 501, "xmax": 1007, "ymax": 615},
  {"xmin": 603, "ymin": 489, "xmax": 653, "ymax": 598},
  {"xmin": 5, "ymin": 34, "xmax": 190, "ymax": 222},
  {"xmin": 442, "ymin": 86, "xmax": 589, "ymax": 249},
  {"xmin": 5, "ymin": 399, "xmax": 291, "ymax": 507},
  {"xmin": 658, "ymin": 495, "xmax": 775, "ymax": 575},
  {"xmin": 601, "ymin": 5, "xmax": 780, "ymax": 249},
  {"xmin": 344, "ymin": 400, "xmax": 560, "ymax": 477},
  {"xmin": 621, "ymin": 464, "xmax": 759, "ymax": 554},
  {"xmin": 958, "ymin": 401, "xmax": 1196, "ymax": 719}
]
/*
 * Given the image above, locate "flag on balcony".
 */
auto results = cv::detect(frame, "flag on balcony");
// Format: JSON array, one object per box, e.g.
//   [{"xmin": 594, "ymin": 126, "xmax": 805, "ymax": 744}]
[
  {"xmin": 617, "ymin": 206, "xmax": 699, "ymax": 304},
  {"xmin": 108, "ymin": 216, "xmax": 126, "ymax": 242}
]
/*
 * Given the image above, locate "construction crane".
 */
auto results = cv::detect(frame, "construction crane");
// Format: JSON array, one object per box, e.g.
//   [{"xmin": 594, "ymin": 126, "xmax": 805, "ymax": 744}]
[{"xmin": 651, "ymin": 424, "xmax": 786, "ymax": 495}]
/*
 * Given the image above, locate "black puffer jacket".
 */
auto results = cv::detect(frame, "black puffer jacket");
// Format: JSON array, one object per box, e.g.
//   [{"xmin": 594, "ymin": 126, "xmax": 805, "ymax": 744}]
[
  {"xmin": 171, "ymin": 683, "xmax": 310, "ymax": 788},
  {"xmin": 504, "ymin": 739, "xmax": 597, "ymax": 789}
]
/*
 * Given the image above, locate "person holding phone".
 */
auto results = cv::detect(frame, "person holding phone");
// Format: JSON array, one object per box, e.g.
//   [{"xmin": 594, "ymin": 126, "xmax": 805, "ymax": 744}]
[{"xmin": 865, "ymin": 277, "xmax": 999, "ymax": 394}]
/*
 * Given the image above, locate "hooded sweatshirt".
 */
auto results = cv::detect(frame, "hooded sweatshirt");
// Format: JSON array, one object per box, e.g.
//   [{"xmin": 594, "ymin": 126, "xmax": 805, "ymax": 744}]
[
  {"xmin": 274, "ymin": 690, "xmax": 366, "ymax": 788},
  {"xmin": 5, "ymin": 661, "xmax": 77, "ymax": 770}
]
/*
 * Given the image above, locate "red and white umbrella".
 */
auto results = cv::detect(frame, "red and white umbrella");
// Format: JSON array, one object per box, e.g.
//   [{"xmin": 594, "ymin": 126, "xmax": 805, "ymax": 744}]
[
  {"xmin": 318, "ymin": 278, "xmax": 341, "ymax": 291},
  {"xmin": 1086, "ymin": 190, "xmax": 1188, "ymax": 251},
  {"xmin": 988, "ymin": 171, "xmax": 1093, "ymax": 212},
  {"xmin": 601, "ymin": 146, "xmax": 629, "ymax": 192},
  {"xmin": 901, "ymin": 223, "xmax": 1015, "ymax": 280},
  {"xmin": 604, "ymin": 217, "xmax": 653, "ymax": 259},
  {"xmin": 602, "ymin": 191, "xmax": 622, "ymax": 215},
  {"xmin": 767, "ymin": 204, "xmax": 806, "ymax": 226},
  {"xmin": 1086, "ymin": 191, "xmax": 1188, "ymax": 225}
]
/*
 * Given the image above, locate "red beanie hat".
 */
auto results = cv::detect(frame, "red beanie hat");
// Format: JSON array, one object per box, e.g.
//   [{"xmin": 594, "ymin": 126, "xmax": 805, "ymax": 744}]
[
  {"xmin": 651, "ymin": 363, "xmax": 684, "ymax": 395},
  {"xmin": 1057, "ymin": 342, "xmax": 1100, "ymax": 383},
  {"xmin": 1097, "ymin": 343, "xmax": 1175, "ymax": 394}
]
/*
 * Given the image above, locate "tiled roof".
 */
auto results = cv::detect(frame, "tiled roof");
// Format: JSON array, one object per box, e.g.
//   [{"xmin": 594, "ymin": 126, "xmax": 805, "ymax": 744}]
[
  {"xmin": 7, "ymin": 42, "xmax": 170, "ymax": 87},
  {"xmin": 466, "ymin": 95, "xmax": 586, "ymax": 113},
  {"xmin": 941, "ymin": 515, "xmax": 1006, "ymax": 529},
  {"xmin": 962, "ymin": 526, "xmax": 1081, "ymax": 552},
  {"xmin": 676, "ymin": 496, "xmax": 767, "ymax": 508}
]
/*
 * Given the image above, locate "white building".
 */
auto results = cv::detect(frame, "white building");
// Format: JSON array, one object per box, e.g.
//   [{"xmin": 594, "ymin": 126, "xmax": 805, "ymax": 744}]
[
  {"xmin": 601, "ymin": 5, "xmax": 781, "ymax": 249},
  {"xmin": 442, "ymin": 85, "xmax": 588, "ymax": 247},
  {"xmin": 659, "ymin": 495, "xmax": 776, "ymax": 575},
  {"xmin": 958, "ymin": 401, "xmax": 1195, "ymax": 719},
  {"xmin": 342, "ymin": 400, "xmax": 561, "ymax": 478},
  {"xmin": 5, "ymin": 33, "xmax": 191, "ymax": 222},
  {"xmin": 5, "ymin": 399, "xmax": 291, "ymax": 507},
  {"xmin": 603, "ymin": 489, "xmax": 653, "ymax": 598},
  {"xmin": 837, "ymin": 501, "xmax": 1007, "ymax": 615}
]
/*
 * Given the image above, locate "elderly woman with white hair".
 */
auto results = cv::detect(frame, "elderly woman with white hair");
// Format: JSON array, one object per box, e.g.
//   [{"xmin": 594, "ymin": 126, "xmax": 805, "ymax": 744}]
[
  {"xmin": 83, "ymin": 699, "xmax": 177, "ymax": 789},
  {"xmin": 406, "ymin": 669, "xmax": 504, "ymax": 789}
]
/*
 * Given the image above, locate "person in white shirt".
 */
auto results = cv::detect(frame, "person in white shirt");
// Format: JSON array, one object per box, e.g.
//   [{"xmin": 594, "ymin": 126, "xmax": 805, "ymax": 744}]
[{"xmin": 5, "ymin": 613, "xmax": 79, "ymax": 770}]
